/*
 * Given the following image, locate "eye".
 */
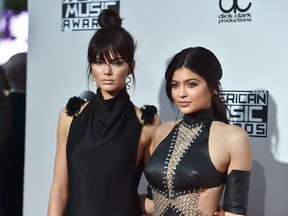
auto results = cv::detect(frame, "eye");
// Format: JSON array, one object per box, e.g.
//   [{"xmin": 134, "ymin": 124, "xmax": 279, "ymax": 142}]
[
  {"xmin": 187, "ymin": 82, "xmax": 197, "ymax": 88},
  {"xmin": 170, "ymin": 82, "xmax": 178, "ymax": 89},
  {"xmin": 92, "ymin": 59, "xmax": 103, "ymax": 65},
  {"xmin": 111, "ymin": 59, "xmax": 124, "ymax": 66}
]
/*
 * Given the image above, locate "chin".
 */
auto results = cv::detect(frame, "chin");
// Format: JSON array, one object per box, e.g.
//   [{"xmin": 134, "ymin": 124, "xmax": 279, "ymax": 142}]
[
  {"xmin": 178, "ymin": 107, "xmax": 200, "ymax": 115},
  {"xmin": 100, "ymin": 86, "xmax": 116, "ymax": 92},
  {"xmin": 178, "ymin": 109, "xmax": 193, "ymax": 115}
]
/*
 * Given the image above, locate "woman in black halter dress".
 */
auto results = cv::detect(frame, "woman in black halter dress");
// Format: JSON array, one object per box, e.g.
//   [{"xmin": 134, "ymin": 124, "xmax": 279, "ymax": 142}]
[{"xmin": 48, "ymin": 9, "xmax": 161, "ymax": 216}]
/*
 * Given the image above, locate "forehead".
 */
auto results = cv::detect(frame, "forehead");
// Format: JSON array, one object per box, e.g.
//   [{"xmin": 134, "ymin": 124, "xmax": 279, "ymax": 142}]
[{"xmin": 172, "ymin": 67, "xmax": 205, "ymax": 82}]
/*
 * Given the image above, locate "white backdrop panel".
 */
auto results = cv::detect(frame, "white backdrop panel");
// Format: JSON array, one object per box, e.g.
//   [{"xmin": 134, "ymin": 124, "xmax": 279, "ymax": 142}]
[{"xmin": 25, "ymin": 0, "xmax": 288, "ymax": 215}]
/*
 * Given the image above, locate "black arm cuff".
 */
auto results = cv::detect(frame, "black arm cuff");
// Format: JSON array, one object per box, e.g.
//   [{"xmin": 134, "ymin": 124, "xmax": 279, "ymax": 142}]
[{"xmin": 223, "ymin": 170, "xmax": 251, "ymax": 215}]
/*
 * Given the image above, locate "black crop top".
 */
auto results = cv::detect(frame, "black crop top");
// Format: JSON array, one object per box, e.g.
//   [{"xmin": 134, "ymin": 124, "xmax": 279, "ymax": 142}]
[{"xmin": 144, "ymin": 108, "xmax": 226, "ymax": 215}]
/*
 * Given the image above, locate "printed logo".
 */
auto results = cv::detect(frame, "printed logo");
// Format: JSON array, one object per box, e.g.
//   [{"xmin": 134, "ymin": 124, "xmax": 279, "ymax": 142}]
[
  {"xmin": 222, "ymin": 90, "xmax": 269, "ymax": 137},
  {"xmin": 62, "ymin": 0, "xmax": 120, "ymax": 31},
  {"xmin": 218, "ymin": 0, "xmax": 252, "ymax": 24}
]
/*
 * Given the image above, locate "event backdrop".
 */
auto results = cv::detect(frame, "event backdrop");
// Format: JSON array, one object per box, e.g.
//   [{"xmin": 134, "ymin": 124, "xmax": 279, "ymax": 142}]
[{"xmin": 24, "ymin": 0, "xmax": 288, "ymax": 215}]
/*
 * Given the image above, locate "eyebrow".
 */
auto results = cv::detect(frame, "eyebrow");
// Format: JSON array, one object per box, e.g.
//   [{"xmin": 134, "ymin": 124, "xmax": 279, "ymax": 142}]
[{"xmin": 171, "ymin": 78, "xmax": 199, "ymax": 83}]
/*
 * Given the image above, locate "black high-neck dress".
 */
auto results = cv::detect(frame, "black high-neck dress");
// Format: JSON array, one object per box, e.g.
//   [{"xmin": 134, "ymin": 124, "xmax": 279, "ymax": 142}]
[{"xmin": 65, "ymin": 89, "xmax": 143, "ymax": 216}]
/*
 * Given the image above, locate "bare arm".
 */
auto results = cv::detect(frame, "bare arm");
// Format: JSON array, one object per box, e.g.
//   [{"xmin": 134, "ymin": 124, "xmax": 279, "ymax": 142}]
[
  {"xmin": 140, "ymin": 140, "xmax": 154, "ymax": 215},
  {"xmin": 143, "ymin": 114, "xmax": 162, "ymax": 165},
  {"xmin": 139, "ymin": 114, "xmax": 162, "ymax": 215},
  {"xmin": 47, "ymin": 109, "xmax": 72, "ymax": 216},
  {"xmin": 139, "ymin": 194, "xmax": 153, "ymax": 216},
  {"xmin": 225, "ymin": 125, "xmax": 252, "ymax": 173}
]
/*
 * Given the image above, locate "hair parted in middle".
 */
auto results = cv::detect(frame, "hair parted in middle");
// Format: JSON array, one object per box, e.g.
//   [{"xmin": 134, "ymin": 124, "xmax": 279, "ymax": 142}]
[{"xmin": 165, "ymin": 46, "xmax": 229, "ymax": 123}]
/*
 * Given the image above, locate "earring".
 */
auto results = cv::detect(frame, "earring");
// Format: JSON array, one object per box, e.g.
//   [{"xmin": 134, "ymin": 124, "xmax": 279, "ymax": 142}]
[{"xmin": 125, "ymin": 76, "xmax": 132, "ymax": 90}]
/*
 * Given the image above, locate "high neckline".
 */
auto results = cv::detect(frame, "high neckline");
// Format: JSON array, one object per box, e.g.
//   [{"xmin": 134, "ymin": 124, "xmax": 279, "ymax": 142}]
[
  {"xmin": 96, "ymin": 87, "xmax": 128, "ymax": 111},
  {"xmin": 97, "ymin": 87, "xmax": 127, "ymax": 100},
  {"xmin": 183, "ymin": 107, "xmax": 217, "ymax": 125},
  {"xmin": 91, "ymin": 87, "xmax": 136, "ymax": 139}
]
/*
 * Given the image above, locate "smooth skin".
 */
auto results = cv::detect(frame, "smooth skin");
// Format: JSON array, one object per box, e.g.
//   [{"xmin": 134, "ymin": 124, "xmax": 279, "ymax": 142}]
[
  {"xmin": 47, "ymin": 54, "xmax": 161, "ymax": 216},
  {"xmin": 143, "ymin": 68, "xmax": 251, "ymax": 216}
]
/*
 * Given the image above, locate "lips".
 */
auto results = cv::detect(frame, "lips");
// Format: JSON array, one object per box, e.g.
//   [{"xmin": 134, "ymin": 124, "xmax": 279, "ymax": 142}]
[
  {"xmin": 177, "ymin": 101, "xmax": 191, "ymax": 107},
  {"xmin": 102, "ymin": 79, "xmax": 114, "ymax": 84}
]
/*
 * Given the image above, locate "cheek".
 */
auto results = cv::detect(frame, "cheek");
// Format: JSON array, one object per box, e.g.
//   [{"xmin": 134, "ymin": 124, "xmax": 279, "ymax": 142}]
[
  {"xmin": 116, "ymin": 69, "xmax": 129, "ymax": 80},
  {"xmin": 119, "ymin": 74, "xmax": 129, "ymax": 85},
  {"xmin": 191, "ymin": 87, "xmax": 211, "ymax": 100},
  {"xmin": 199, "ymin": 89, "xmax": 212, "ymax": 105},
  {"xmin": 91, "ymin": 71, "xmax": 97, "ymax": 79},
  {"xmin": 91, "ymin": 66, "xmax": 101, "ymax": 78},
  {"xmin": 171, "ymin": 89, "xmax": 177, "ymax": 101}
]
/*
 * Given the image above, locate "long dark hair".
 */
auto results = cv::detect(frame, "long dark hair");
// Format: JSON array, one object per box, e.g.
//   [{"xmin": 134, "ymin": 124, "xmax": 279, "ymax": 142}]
[
  {"xmin": 87, "ymin": 9, "xmax": 136, "ymax": 85},
  {"xmin": 165, "ymin": 47, "xmax": 229, "ymax": 123}
]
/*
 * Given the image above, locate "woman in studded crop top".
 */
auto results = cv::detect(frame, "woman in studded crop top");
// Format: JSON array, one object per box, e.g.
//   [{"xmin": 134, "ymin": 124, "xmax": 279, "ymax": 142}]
[
  {"xmin": 47, "ymin": 9, "xmax": 161, "ymax": 216},
  {"xmin": 143, "ymin": 47, "xmax": 252, "ymax": 216}
]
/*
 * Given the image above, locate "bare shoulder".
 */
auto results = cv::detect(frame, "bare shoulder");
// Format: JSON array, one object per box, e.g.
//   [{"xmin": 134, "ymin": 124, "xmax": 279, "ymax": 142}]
[
  {"xmin": 153, "ymin": 120, "xmax": 177, "ymax": 150},
  {"xmin": 57, "ymin": 108, "xmax": 73, "ymax": 137},
  {"xmin": 156, "ymin": 121, "xmax": 176, "ymax": 136},
  {"xmin": 59, "ymin": 107, "xmax": 72, "ymax": 123},
  {"xmin": 58, "ymin": 101, "xmax": 89, "ymax": 134},
  {"xmin": 212, "ymin": 121, "xmax": 250, "ymax": 144},
  {"xmin": 211, "ymin": 121, "xmax": 252, "ymax": 171},
  {"xmin": 134, "ymin": 105, "xmax": 162, "ymax": 145}
]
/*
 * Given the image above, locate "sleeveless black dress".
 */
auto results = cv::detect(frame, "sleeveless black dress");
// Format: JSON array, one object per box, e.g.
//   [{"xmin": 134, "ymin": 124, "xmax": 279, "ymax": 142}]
[
  {"xmin": 65, "ymin": 89, "xmax": 143, "ymax": 216},
  {"xmin": 144, "ymin": 108, "xmax": 226, "ymax": 216}
]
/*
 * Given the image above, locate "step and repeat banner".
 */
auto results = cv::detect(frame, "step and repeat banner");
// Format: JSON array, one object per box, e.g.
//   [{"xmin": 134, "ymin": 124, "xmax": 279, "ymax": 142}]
[{"xmin": 25, "ymin": 0, "xmax": 288, "ymax": 215}]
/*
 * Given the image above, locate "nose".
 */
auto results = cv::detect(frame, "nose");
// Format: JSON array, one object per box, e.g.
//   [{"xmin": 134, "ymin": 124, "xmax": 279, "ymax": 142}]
[
  {"xmin": 178, "ymin": 86, "xmax": 187, "ymax": 98},
  {"xmin": 103, "ymin": 64, "xmax": 112, "ymax": 75}
]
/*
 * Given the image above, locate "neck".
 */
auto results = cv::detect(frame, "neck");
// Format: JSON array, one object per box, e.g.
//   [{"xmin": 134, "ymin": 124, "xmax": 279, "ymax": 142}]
[
  {"xmin": 97, "ymin": 87, "xmax": 127, "ymax": 100},
  {"xmin": 100, "ymin": 90, "xmax": 114, "ymax": 100}
]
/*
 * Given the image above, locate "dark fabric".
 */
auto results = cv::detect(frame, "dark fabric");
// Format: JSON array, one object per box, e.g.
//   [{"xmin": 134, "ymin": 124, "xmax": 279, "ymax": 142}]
[
  {"xmin": 146, "ymin": 184, "xmax": 153, "ymax": 200},
  {"xmin": 145, "ymin": 108, "xmax": 226, "ymax": 195},
  {"xmin": 0, "ymin": 91, "xmax": 12, "ymax": 216},
  {"xmin": 144, "ymin": 108, "xmax": 227, "ymax": 215},
  {"xmin": 3, "ymin": 92, "xmax": 25, "ymax": 216},
  {"xmin": 0, "ymin": 91, "xmax": 12, "ymax": 150},
  {"xmin": 223, "ymin": 170, "xmax": 251, "ymax": 215},
  {"xmin": 65, "ymin": 88, "xmax": 142, "ymax": 216}
]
